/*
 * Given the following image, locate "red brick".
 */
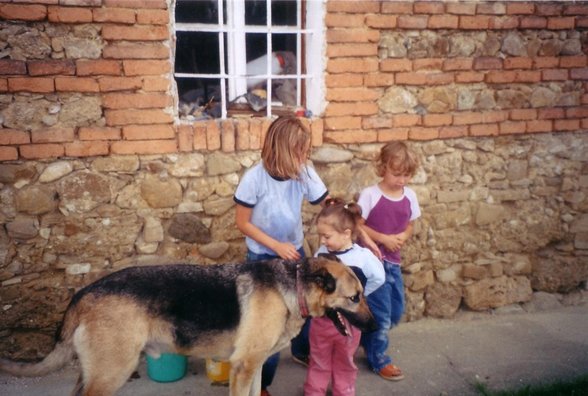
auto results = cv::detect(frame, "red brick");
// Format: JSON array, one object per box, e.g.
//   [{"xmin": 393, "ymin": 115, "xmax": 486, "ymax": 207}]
[
  {"xmin": 571, "ymin": 68, "xmax": 588, "ymax": 80},
  {"xmin": 426, "ymin": 72, "xmax": 454, "ymax": 85},
  {"xmin": 206, "ymin": 120, "xmax": 221, "ymax": 151},
  {"xmin": 326, "ymin": 87, "xmax": 380, "ymax": 102},
  {"xmin": 542, "ymin": 69, "xmax": 568, "ymax": 81},
  {"xmin": 392, "ymin": 114, "xmax": 420, "ymax": 127},
  {"xmin": 470, "ymin": 123, "xmax": 499, "ymax": 136},
  {"xmin": 486, "ymin": 71, "xmax": 516, "ymax": 83},
  {"xmin": 538, "ymin": 108, "xmax": 565, "ymax": 120},
  {"xmin": 110, "ymin": 140, "xmax": 177, "ymax": 155},
  {"xmin": 60, "ymin": 0, "xmax": 101, "ymax": 5},
  {"xmin": 482, "ymin": 111, "xmax": 509, "ymax": 123},
  {"xmin": 397, "ymin": 15, "xmax": 428, "ymax": 29},
  {"xmin": 326, "ymin": 29, "xmax": 380, "ymax": 44},
  {"xmin": 324, "ymin": 116, "xmax": 362, "ymax": 130},
  {"xmin": 326, "ymin": 73, "xmax": 364, "ymax": 88},
  {"xmin": 0, "ymin": 4, "xmax": 46, "ymax": 21},
  {"xmin": 327, "ymin": 1, "xmax": 380, "ymax": 13},
  {"xmin": 103, "ymin": 43, "xmax": 170, "ymax": 60},
  {"xmin": 423, "ymin": 114, "xmax": 452, "ymax": 127},
  {"xmin": 0, "ymin": 129, "xmax": 30, "ymax": 145},
  {"xmin": 327, "ymin": 43, "xmax": 378, "ymax": 58},
  {"xmin": 20, "ymin": 144, "xmax": 64, "ymax": 159},
  {"xmin": 504, "ymin": 57, "xmax": 533, "ymax": 69},
  {"xmin": 98, "ymin": 77, "xmax": 142, "ymax": 92},
  {"xmin": 102, "ymin": 93, "xmax": 172, "ymax": 109},
  {"xmin": 413, "ymin": 58, "xmax": 443, "ymax": 71},
  {"xmin": 506, "ymin": 3, "xmax": 535, "ymax": 15},
  {"xmin": 578, "ymin": 17, "xmax": 588, "ymax": 28},
  {"xmin": 537, "ymin": 3, "xmax": 564, "ymax": 16},
  {"xmin": 554, "ymin": 119, "xmax": 580, "ymax": 131},
  {"xmin": 527, "ymin": 120, "xmax": 553, "ymax": 133},
  {"xmin": 460, "ymin": 15, "xmax": 490, "ymax": 29},
  {"xmin": 103, "ymin": 0, "xmax": 167, "ymax": 9},
  {"xmin": 515, "ymin": 70, "xmax": 540, "ymax": 84},
  {"xmin": 548, "ymin": 17, "xmax": 575, "ymax": 29},
  {"xmin": 380, "ymin": 59, "xmax": 412, "ymax": 72},
  {"xmin": 365, "ymin": 14, "xmax": 397, "ymax": 29},
  {"xmin": 362, "ymin": 117, "xmax": 393, "ymax": 130},
  {"xmin": 55, "ymin": 77, "xmax": 99, "ymax": 92},
  {"xmin": 446, "ymin": 3, "xmax": 475, "ymax": 15},
  {"xmin": 510, "ymin": 109, "xmax": 537, "ymax": 121},
  {"xmin": 142, "ymin": 76, "xmax": 170, "ymax": 92},
  {"xmin": 325, "ymin": 102, "xmax": 378, "ymax": 117},
  {"xmin": 177, "ymin": 124, "xmax": 194, "ymax": 152},
  {"xmin": 324, "ymin": 130, "xmax": 378, "ymax": 144},
  {"xmin": 327, "ymin": 58, "xmax": 379, "ymax": 73},
  {"xmin": 77, "ymin": 60, "xmax": 122, "ymax": 76},
  {"xmin": 490, "ymin": 16, "xmax": 519, "ymax": 29},
  {"xmin": 105, "ymin": 109, "xmax": 173, "ymax": 126},
  {"xmin": 8, "ymin": 77, "xmax": 54, "ymax": 93},
  {"xmin": 428, "ymin": 15, "xmax": 458, "ymax": 29},
  {"xmin": 78, "ymin": 127, "xmax": 121, "ymax": 140},
  {"xmin": 0, "ymin": 146, "xmax": 18, "ymax": 161},
  {"xmin": 102, "ymin": 25, "xmax": 169, "ymax": 41},
  {"xmin": 48, "ymin": 6, "xmax": 92, "ymax": 23},
  {"xmin": 454, "ymin": 112, "xmax": 483, "ymax": 125},
  {"xmin": 439, "ymin": 126, "xmax": 467, "ymax": 139},
  {"xmin": 364, "ymin": 73, "xmax": 395, "ymax": 87},
  {"xmin": 560, "ymin": 56, "xmax": 588, "ymax": 68},
  {"xmin": 0, "ymin": 79, "xmax": 6, "ymax": 92},
  {"xmin": 534, "ymin": 57, "xmax": 559, "ymax": 69},
  {"xmin": 0, "ymin": 60, "xmax": 26, "ymax": 75},
  {"xmin": 220, "ymin": 120, "xmax": 235, "ymax": 153},
  {"xmin": 456, "ymin": 72, "xmax": 485, "ymax": 83},
  {"xmin": 92, "ymin": 7, "xmax": 136, "ymax": 23},
  {"xmin": 443, "ymin": 58, "xmax": 473, "ymax": 71},
  {"xmin": 477, "ymin": 3, "xmax": 506, "ymax": 15},
  {"xmin": 499, "ymin": 121, "xmax": 526, "ymax": 135},
  {"xmin": 233, "ymin": 120, "xmax": 249, "ymax": 151},
  {"xmin": 28, "ymin": 60, "xmax": 75, "ymax": 76},
  {"xmin": 377, "ymin": 128, "xmax": 409, "ymax": 142},
  {"xmin": 136, "ymin": 9, "xmax": 169, "ymax": 24},
  {"xmin": 193, "ymin": 124, "xmax": 207, "ymax": 150},
  {"xmin": 31, "ymin": 128, "xmax": 74, "ymax": 143},
  {"xmin": 565, "ymin": 5, "xmax": 588, "ymax": 15},
  {"xmin": 381, "ymin": 2, "xmax": 412, "ymax": 14},
  {"xmin": 414, "ymin": 2, "xmax": 444, "ymax": 14},
  {"xmin": 408, "ymin": 127, "xmax": 439, "ymax": 140},
  {"xmin": 520, "ymin": 16, "xmax": 547, "ymax": 29},
  {"xmin": 474, "ymin": 57, "xmax": 503, "ymax": 70},
  {"xmin": 395, "ymin": 72, "xmax": 427, "ymax": 85},
  {"xmin": 325, "ymin": 13, "xmax": 365, "ymax": 28},
  {"xmin": 65, "ymin": 141, "xmax": 109, "ymax": 157},
  {"xmin": 122, "ymin": 124, "xmax": 175, "ymax": 140},
  {"xmin": 566, "ymin": 107, "xmax": 588, "ymax": 118}
]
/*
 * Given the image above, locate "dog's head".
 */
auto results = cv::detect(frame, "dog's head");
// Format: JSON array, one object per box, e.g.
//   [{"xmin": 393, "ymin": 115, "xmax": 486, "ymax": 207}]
[{"xmin": 303, "ymin": 255, "xmax": 377, "ymax": 335}]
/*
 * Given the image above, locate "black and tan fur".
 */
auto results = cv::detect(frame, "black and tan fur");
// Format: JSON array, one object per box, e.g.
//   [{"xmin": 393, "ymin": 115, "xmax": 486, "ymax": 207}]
[{"xmin": 0, "ymin": 256, "xmax": 375, "ymax": 396}]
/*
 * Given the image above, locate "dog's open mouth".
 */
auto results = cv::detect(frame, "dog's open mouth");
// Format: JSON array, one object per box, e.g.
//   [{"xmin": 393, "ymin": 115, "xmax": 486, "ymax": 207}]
[{"xmin": 325, "ymin": 308, "xmax": 351, "ymax": 337}]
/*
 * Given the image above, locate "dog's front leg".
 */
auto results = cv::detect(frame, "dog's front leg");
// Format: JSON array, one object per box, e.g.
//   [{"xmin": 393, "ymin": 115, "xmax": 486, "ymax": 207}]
[{"xmin": 249, "ymin": 366, "xmax": 262, "ymax": 396}]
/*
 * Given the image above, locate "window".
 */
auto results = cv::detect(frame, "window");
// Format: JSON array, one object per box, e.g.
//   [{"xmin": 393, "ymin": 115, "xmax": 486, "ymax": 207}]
[{"xmin": 173, "ymin": 0, "xmax": 324, "ymax": 120}]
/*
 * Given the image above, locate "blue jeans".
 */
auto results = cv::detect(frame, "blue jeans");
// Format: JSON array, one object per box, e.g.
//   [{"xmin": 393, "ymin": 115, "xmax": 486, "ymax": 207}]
[
  {"xmin": 246, "ymin": 248, "xmax": 308, "ymax": 389},
  {"xmin": 361, "ymin": 261, "xmax": 405, "ymax": 372}
]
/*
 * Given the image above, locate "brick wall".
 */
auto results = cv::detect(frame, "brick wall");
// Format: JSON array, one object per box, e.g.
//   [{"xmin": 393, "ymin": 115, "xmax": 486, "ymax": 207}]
[{"xmin": 0, "ymin": 0, "xmax": 586, "ymax": 162}]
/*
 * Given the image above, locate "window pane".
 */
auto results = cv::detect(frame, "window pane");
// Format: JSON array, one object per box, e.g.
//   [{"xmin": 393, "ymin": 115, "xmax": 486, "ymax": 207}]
[
  {"xmin": 272, "ymin": 0, "xmax": 297, "ymax": 26},
  {"xmin": 245, "ymin": 0, "xmax": 266, "ymax": 26},
  {"xmin": 176, "ymin": 32, "xmax": 220, "ymax": 74},
  {"xmin": 176, "ymin": 0, "xmax": 225, "ymax": 24},
  {"xmin": 177, "ymin": 77, "xmax": 222, "ymax": 119}
]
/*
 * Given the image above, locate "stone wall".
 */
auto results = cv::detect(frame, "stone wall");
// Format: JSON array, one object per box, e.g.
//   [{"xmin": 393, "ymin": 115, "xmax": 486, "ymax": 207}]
[
  {"xmin": 0, "ymin": 0, "xmax": 587, "ymax": 358},
  {"xmin": 2, "ymin": 133, "xmax": 587, "ymax": 359}
]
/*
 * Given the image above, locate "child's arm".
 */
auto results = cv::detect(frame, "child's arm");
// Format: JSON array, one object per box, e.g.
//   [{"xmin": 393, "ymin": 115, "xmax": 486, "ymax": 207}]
[
  {"xmin": 361, "ymin": 221, "xmax": 413, "ymax": 253},
  {"xmin": 235, "ymin": 204, "xmax": 302, "ymax": 260}
]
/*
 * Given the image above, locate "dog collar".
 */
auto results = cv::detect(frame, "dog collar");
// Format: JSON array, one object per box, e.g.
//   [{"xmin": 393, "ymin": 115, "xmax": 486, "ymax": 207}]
[{"xmin": 296, "ymin": 264, "xmax": 309, "ymax": 318}]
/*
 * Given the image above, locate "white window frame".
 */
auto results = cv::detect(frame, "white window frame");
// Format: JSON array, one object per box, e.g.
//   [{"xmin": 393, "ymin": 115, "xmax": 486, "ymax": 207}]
[{"xmin": 174, "ymin": 0, "xmax": 325, "ymax": 119}]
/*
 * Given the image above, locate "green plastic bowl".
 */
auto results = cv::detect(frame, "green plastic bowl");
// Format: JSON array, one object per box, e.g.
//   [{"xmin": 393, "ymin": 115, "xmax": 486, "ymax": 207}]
[{"xmin": 146, "ymin": 353, "xmax": 188, "ymax": 383}]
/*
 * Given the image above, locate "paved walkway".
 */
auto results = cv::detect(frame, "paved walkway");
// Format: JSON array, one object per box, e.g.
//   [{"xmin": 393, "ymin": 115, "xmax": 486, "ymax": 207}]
[{"xmin": 1, "ymin": 303, "xmax": 587, "ymax": 395}]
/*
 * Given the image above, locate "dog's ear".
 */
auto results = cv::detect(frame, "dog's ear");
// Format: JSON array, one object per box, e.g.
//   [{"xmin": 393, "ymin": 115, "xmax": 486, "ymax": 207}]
[
  {"xmin": 317, "ymin": 253, "xmax": 341, "ymax": 263},
  {"xmin": 311, "ymin": 267, "xmax": 336, "ymax": 294}
]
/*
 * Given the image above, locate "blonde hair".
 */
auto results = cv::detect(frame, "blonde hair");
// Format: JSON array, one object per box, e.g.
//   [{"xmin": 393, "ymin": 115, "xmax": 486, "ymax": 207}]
[
  {"xmin": 262, "ymin": 116, "xmax": 311, "ymax": 180},
  {"xmin": 316, "ymin": 197, "xmax": 362, "ymax": 240},
  {"xmin": 376, "ymin": 141, "xmax": 419, "ymax": 178}
]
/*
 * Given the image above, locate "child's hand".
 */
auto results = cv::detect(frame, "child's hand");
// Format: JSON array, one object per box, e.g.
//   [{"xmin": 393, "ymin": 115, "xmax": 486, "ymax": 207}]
[
  {"xmin": 274, "ymin": 242, "xmax": 302, "ymax": 261},
  {"xmin": 382, "ymin": 232, "xmax": 408, "ymax": 252}
]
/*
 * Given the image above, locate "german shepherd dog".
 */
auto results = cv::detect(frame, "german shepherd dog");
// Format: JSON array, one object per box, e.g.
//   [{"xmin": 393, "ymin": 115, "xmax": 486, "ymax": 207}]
[{"xmin": 0, "ymin": 255, "xmax": 376, "ymax": 396}]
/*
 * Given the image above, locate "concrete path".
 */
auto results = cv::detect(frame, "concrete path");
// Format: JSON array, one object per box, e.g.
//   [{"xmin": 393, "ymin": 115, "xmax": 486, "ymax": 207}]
[{"xmin": 1, "ymin": 304, "xmax": 587, "ymax": 395}]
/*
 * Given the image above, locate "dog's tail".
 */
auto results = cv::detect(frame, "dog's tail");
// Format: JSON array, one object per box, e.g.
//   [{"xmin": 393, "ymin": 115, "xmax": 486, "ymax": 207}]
[{"xmin": 0, "ymin": 340, "xmax": 74, "ymax": 377}]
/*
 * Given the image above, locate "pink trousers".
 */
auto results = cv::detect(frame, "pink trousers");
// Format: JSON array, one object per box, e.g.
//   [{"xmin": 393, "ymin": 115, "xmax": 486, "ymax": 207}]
[{"xmin": 303, "ymin": 316, "xmax": 361, "ymax": 396}]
